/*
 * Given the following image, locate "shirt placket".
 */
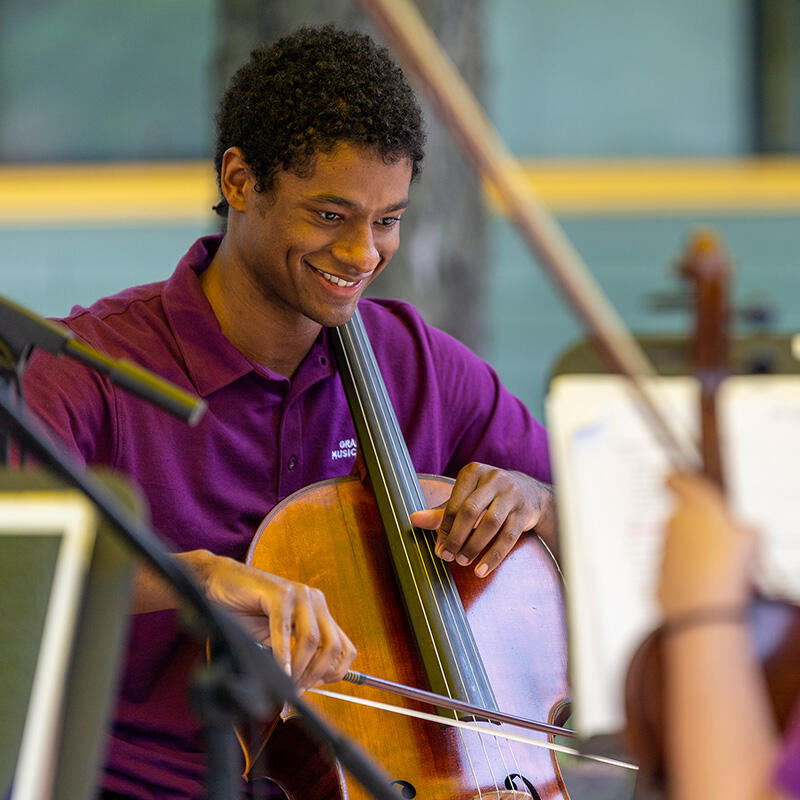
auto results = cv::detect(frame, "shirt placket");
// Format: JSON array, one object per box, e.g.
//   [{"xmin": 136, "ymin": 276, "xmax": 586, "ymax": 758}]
[{"xmin": 276, "ymin": 391, "xmax": 304, "ymax": 501}]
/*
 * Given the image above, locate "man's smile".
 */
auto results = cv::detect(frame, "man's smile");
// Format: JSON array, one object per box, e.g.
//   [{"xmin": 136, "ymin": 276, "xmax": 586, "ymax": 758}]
[{"xmin": 308, "ymin": 262, "xmax": 366, "ymax": 289}]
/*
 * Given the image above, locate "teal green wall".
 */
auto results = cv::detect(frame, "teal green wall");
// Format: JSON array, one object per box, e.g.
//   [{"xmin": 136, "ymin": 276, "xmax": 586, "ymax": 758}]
[
  {"xmin": 487, "ymin": 0, "xmax": 751, "ymax": 156},
  {"xmin": 482, "ymin": 0, "xmax": 788, "ymax": 419},
  {"xmin": 0, "ymin": 0, "xmax": 215, "ymax": 161},
  {"xmin": 0, "ymin": 224, "xmax": 210, "ymax": 315},
  {"xmin": 0, "ymin": 1, "xmax": 752, "ymax": 161},
  {"xmin": 487, "ymin": 214, "xmax": 800, "ymax": 418},
  {"xmin": 2, "ymin": 0, "xmax": 798, "ymax": 422}
]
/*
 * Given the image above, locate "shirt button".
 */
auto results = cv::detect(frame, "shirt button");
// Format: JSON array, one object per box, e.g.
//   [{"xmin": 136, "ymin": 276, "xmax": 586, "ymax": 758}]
[{"xmin": 287, "ymin": 455, "xmax": 298, "ymax": 471}]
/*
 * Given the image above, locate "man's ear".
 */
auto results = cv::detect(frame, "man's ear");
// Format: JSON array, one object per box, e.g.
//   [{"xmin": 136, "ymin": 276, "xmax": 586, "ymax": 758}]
[{"xmin": 219, "ymin": 147, "xmax": 251, "ymax": 212}]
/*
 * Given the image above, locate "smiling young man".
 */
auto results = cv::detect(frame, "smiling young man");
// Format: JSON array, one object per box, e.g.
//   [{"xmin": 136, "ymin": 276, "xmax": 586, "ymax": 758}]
[
  {"xmin": 22, "ymin": 25, "xmax": 555, "ymax": 799},
  {"xmin": 201, "ymin": 142, "xmax": 412, "ymax": 375}
]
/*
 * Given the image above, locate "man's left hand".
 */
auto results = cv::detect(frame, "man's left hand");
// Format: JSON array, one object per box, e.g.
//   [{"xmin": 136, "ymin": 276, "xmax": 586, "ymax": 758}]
[{"xmin": 409, "ymin": 462, "xmax": 557, "ymax": 578}]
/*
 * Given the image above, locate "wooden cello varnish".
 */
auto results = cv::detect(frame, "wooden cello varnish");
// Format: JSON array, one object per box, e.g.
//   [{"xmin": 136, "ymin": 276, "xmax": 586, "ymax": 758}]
[{"xmin": 246, "ymin": 310, "xmax": 572, "ymax": 800}]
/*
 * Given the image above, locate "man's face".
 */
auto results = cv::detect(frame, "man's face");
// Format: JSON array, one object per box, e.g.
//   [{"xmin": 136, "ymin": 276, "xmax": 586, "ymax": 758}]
[{"xmin": 232, "ymin": 142, "xmax": 413, "ymax": 330}]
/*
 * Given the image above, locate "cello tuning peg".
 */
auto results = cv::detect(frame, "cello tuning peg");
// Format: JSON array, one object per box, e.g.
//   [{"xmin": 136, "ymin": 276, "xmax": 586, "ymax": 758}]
[{"xmin": 676, "ymin": 228, "xmax": 733, "ymax": 283}]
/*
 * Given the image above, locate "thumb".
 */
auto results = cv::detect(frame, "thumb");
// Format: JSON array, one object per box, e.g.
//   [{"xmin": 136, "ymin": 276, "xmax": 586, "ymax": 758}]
[{"xmin": 410, "ymin": 506, "xmax": 446, "ymax": 531}]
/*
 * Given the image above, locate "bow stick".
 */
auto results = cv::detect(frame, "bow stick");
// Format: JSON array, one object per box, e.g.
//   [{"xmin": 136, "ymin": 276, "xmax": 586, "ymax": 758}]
[
  {"xmin": 356, "ymin": 0, "xmax": 701, "ymax": 472},
  {"xmin": 343, "ymin": 668, "xmax": 574, "ymax": 737}
]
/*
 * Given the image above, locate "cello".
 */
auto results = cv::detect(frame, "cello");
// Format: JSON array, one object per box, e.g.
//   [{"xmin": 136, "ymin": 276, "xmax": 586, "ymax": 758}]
[
  {"xmin": 245, "ymin": 308, "xmax": 572, "ymax": 799},
  {"xmin": 623, "ymin": 231, "xmax": 800, "ymax": 795}
]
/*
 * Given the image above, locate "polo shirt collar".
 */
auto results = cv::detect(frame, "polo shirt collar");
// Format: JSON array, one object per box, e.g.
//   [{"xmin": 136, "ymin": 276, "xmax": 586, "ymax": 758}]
[{"xmin": 162, "ymin": 234, "xmax": 336, "ymax": 397}]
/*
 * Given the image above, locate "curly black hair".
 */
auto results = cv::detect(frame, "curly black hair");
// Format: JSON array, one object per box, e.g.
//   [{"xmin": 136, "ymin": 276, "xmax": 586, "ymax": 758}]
[{"xmin": 213, "ymin": 25, "xmax": 426, "ymax": 214}]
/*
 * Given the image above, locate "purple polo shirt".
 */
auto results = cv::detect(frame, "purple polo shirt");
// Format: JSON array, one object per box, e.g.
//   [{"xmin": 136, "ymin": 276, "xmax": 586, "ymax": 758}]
[
  {"xmin": 775, "ymin": 701, "xmax": 800, "ymax": 797},
  {"xmin": 22, "ymin": 234, "xmax": 550, "ymax": 799}
]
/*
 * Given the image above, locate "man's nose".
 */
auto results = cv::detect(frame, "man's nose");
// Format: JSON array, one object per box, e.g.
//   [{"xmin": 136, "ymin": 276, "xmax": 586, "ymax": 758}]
[{"xmin": 330, "ymin": 225, "xmax": 380, "ymax": 273}]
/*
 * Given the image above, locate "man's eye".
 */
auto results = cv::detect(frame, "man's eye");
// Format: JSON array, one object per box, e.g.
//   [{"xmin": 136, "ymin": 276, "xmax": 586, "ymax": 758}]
[
  {"xmin": 377, "ymin": 216, "xmax": 401, "ymax": 227},
  {"xmin": 318, "ymin": 211, "xmax": 341, "ymax": 222}
]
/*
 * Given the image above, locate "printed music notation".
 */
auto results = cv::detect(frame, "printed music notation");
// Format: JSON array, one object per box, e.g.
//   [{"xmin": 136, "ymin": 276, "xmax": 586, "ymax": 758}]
[{"xmin": 546, "ymin": 374, "xmax": 800, "ymax": 738}]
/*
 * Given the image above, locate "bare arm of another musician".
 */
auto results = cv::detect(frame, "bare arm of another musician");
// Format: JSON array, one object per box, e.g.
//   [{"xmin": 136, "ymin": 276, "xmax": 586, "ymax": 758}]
[
  {"xmin": 658, "ymin": 473, "xmax": 792, "ymax": 800},
  {"xmin": 128, "ymin": 550, "xmax": 356, "ymax": 691},
  {"xmin": 410, "ymin": 462, "xmax": 557, "ymax": 577}
]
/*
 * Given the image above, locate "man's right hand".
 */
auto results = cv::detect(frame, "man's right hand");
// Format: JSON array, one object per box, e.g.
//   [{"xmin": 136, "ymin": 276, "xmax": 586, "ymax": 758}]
[{"xmin": 134, "ymin": 549, "xmax": 357, "ymax": 691}]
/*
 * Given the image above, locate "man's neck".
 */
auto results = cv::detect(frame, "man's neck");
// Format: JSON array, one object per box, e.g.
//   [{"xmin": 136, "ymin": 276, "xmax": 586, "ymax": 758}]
[{"xmin": 199, "ymin": 247, "xmax": 321, "ymax": 379}]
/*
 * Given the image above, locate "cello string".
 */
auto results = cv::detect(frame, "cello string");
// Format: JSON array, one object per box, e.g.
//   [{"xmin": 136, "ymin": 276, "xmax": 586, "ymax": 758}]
[
  {"xmin": 342, "ymin": 314, "xmax": 478, "ymax": 696},
  {"xmin": 347, "ymin": 314, "xmax": 493, "ymax": 701},
  {"xmin": 340, "ymin": 317, "xmax": 517, "ymax": 794},
  {"xmin": 338, "ymin": 319, "xmax": 459, "ymax": 695},
  {"xmin": 337, "ymin": 319, "xmax": 494, "ymax": 793},
  {"xmin": 342, "ymin": 669, "xmax": 575, "ymax": 737},
  {"xmin": 310, "ymin": 689, "xmax": 638, "ymax": 772},
  {"xmin": 346, "ymin": 321, "xmax": 511, "ymax": 704},
  {"xmin": 344, "ymin": 315, "xmax": 526, "ymax": 781},
  {"xmin": 415, "ymin": 515, "xmax": 526, "ymax": 779},
  {"xmin": 340, "ymin": 332, "xmax": 499, "ymax": 800},
  {"xmin": 416, "ymin": 517, "xmax": 524, "ymax": 784},
  {"xmin": 350, "ymin": 310, "xmax": 554, "ymax": 785},
  {"xmin": 348, "ymin": 318, "xmax": 486, "ymax": 693},
  {"xmin": 347, "ymin": 315, "xmax": 528, "ymax": 793},
  {"xmin": 345, "ymin": 316, "xmax": 495, "ymax": 711},
  {"xmin": 347, "ymin": 315, "xmax": 558, "ymax": 797}
]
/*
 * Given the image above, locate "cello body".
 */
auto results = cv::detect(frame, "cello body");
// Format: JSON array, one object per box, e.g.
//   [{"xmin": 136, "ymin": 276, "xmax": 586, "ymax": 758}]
[{"xmin": 246, "ymin": 474, "xmax": 571, "ymax": 800}]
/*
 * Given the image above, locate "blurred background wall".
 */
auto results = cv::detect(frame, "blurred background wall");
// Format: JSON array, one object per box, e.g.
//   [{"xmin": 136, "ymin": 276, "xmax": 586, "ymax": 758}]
[{"xmin": 2, "ymin": 0, "xmax": 800, "ymax": 419}]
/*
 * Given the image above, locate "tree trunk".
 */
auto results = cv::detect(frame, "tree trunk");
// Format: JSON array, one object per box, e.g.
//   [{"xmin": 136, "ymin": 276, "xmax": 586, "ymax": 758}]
[{"xmin": 213, "ymin": 0, "xmax": 487, "ymax": 351}]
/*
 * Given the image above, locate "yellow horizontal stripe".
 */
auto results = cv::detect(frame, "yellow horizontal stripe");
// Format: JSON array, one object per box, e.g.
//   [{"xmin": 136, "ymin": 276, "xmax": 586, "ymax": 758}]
[
  {"xmin": 496, "ymin": 157, "xmax": 800, "ymax": 214},
  {"xmin": 0, "ymin": 161, "xmax": 217, "ymax": 225},
  {"xmin": 4, "ymin": 157, "xmax": 800, "ymax": 224}
]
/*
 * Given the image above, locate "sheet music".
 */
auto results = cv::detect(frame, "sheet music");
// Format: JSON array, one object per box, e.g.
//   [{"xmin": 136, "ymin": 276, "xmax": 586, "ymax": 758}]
[
  {"xmin": 546, "ymin": 374, "xmax": 800, "ymax": 739},
  {"xmin": 721, "ymin": 377, "xmax": 800, "ymax": 604}
]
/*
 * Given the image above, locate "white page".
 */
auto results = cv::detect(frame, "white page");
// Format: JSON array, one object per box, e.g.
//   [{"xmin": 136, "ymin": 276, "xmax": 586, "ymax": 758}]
[
  {"xmin": 547, "ymin": 375, "xmax": 696, "ymax": 737},
  {"xmin": 721, "ymin": 376, "xmax": 800, "ymax": 604},
  {"xmin": 548, "ymin": 373, "xmax": 800, "ymax": 739}
]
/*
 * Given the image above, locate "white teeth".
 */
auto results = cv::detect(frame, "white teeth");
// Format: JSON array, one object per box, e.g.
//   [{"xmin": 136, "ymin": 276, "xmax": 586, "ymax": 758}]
[{"xmin": 316, "ymin": 268, "xmax": 359, "ymax": 288}]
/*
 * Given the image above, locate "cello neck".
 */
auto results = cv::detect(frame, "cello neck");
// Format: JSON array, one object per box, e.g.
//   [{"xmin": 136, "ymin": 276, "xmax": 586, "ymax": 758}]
[
  {"xmin": 330, "ymin": 310, "xmax": 425, "ymax": 520},
  {"xmin": 678, "ymin": 230, "xmax": 732, "ymax": 489},
  {"xmin": 329, "ymin": 310, "xmax": 499, "ymax": 712}
]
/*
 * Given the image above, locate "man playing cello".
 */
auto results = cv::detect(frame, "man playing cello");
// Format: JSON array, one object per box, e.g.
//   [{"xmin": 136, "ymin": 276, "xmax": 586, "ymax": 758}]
[{"xmin": 22, "ymin": 25, "xmax": 557, "ymax": 799}]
